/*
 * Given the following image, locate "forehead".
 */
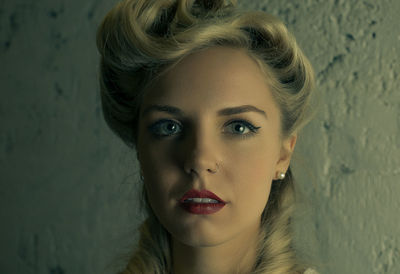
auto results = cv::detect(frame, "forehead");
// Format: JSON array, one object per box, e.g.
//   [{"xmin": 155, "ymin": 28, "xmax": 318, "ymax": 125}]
[{"xmin": 141, "ymin": 46, "xmax": 279, "ymax": 119}]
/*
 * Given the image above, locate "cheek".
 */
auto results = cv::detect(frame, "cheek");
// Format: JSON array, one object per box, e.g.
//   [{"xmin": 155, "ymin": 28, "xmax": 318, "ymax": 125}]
[
  {"xmin": 223, "ymin": 139, "xmax": 279, "ymax": 213},
  {"xmin": 142, "ymin": 160, "xmax": 175, "ymax": 203},
  {"xmin": 138, "ymin": 136, "xmax": 176, "ymax": 180},
  {"xmin": 230, "ymin": 160, "xmax": 273, "ymax": 207},
  {"xmin": 139, "ymin": 144, "xmax": 193, "ymax": 220},
  {"xmin": 225, "ymin": 139, "xmax": 280, "ymax": 183},
  {"xmin": 143, "ymin": 170, "xmax": 178, "ymax": 227},
  {"xmin": 139, "ymin": 145, "xmax": 175, "ymax": 208}
]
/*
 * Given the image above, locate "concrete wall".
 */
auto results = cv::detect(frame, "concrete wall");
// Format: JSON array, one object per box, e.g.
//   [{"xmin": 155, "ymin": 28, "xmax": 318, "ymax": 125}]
[{"xmin": 1, "ymin": 0, "xmax": 399, "ymax": 273}]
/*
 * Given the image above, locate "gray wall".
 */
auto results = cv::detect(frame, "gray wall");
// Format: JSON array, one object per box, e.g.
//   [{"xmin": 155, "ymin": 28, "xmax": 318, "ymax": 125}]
[{"xmin": 1, "ymin": 0, "xmax": 399, "ymax": 273}]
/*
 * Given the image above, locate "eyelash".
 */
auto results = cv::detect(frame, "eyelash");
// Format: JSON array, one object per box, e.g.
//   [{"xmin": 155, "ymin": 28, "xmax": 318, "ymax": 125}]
[{"xmin": 148, "ymin": 119, "xmax": 261, "ymax": 140}]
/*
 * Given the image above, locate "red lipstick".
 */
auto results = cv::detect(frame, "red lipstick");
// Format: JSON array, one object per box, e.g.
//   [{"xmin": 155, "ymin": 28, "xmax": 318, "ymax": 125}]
[{"xmin": 179, "ymin": 189, "xmax": 226, "ymax": 215}]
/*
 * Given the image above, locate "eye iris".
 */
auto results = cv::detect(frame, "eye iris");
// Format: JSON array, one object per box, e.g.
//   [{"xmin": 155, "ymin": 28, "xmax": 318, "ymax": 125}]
[
  {"xmin": 164, "ymin": 122, "xmax": 177, "ymax": 133},
  {"xmin": 234, "ymin": 123, "xmax": 245, "ymax": 133}
]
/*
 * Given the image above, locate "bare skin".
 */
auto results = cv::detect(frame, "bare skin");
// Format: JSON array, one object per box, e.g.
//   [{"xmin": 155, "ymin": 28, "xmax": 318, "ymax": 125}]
[{"xmin": 136, "ymin": 46, "xmax": 297, "ymax": 274}]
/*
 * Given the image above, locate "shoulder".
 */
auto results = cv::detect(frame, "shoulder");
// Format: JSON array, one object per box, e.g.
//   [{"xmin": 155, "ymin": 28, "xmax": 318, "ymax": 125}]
[{"xmin": 304, "ymin": 268, "xmax": 319, "ymax": 274}]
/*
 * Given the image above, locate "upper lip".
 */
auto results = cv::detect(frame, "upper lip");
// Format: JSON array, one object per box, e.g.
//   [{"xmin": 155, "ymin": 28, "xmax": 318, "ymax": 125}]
[{"xmin": 179, "ymin": 189, "xmax": 226, "ymax": 204}]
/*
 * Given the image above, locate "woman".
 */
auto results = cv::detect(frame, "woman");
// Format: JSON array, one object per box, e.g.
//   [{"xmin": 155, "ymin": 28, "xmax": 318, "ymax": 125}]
[{"xmin": 96, "ymin": 0, "xmax": 319, "ymax": 273}]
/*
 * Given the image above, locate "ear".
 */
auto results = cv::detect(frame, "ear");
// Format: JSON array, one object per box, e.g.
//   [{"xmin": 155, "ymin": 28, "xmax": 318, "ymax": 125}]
[{"xmin": 275, "ymin": 133, "xmax": 297, "ymax": 178}]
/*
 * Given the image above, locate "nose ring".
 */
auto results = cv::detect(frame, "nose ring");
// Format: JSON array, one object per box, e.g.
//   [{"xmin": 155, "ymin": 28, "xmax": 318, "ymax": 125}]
[{"xmin": 208, "ymin": 162, "xmax": 219, "ymax": 173}]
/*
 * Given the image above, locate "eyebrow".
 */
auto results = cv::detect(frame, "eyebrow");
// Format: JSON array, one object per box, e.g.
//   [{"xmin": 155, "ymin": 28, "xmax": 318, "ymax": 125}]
[{"xmin": 141, "ymin": 104, "xmax": 268, "ymax": 119}]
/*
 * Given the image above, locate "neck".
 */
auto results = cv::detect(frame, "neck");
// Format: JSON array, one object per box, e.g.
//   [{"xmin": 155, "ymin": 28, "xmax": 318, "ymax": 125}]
[{"xmin": 171, "ymin": 224, "xmax": 260, "ymax": 274}]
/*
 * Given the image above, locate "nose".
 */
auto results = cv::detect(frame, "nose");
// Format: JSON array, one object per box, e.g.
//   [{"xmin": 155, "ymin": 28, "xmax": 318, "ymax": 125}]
[{"xmin": 182, "ymin": 127, "xmax": 220, "ymax": 178}]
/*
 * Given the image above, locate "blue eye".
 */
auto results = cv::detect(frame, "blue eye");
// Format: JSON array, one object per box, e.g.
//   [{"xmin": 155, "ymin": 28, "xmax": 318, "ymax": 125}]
[
  {"xmin": 225, "ymin": 120, "xmax": 261, "ymax": 139},
  {"xmin": 148, "ymin": 119, "xmax": 260, "ymax": 139},
  {"xmin": 148, "ymin": 119, "xmax": 182, "ymax": 137}
]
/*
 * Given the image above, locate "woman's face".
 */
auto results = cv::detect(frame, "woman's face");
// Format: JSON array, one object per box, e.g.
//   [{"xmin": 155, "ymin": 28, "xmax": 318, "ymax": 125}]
[{"xmin": 136, "ymin": 46, "xmax": 296, "ymax": 247}]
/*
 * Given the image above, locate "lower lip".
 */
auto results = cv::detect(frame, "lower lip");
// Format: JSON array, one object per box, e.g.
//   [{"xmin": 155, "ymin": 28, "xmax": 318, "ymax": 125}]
[{"xmin": 180, "ymin": 202, "xmax": 226, "ymax": 215}]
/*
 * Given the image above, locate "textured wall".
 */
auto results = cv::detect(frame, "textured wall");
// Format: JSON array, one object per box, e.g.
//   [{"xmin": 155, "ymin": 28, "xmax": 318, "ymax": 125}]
[
  {"xmin": 1, "ymin": 0, "xmax": 399, "ymax": 273},
  {"xmin": 236, "ymin": 1, "xmax": 400, "ymax": 274}
]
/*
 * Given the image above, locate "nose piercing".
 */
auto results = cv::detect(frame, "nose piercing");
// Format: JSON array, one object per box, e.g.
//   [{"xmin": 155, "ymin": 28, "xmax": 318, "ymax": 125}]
[{"xmin": 207, "ymin": 162, "xmax": 219, "ymax": 173}]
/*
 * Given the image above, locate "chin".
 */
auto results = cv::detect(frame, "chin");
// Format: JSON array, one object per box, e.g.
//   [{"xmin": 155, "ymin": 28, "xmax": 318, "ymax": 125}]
[{"xmin": 170, "ymin": 223, "xmax": 230, "ymax": 248}]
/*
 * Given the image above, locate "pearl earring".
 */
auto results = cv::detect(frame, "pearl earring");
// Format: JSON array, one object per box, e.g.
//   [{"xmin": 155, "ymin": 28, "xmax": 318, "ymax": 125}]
[{"xmin": 277, "ymin": 171, "xmax": 286, "ymax": 180}]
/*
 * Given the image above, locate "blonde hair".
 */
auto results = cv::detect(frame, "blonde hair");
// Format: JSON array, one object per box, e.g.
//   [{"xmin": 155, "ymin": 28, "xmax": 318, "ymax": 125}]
[{"xmin": 96, "ymin": 0, "xmax": 317, "ymax": 273}]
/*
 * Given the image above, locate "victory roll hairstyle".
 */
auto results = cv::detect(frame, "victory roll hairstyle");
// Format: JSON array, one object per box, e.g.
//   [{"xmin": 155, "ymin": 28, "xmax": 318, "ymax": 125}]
[{"xmin": 96, "ymin": 0, "xmax": 317, "ymax": 273}]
